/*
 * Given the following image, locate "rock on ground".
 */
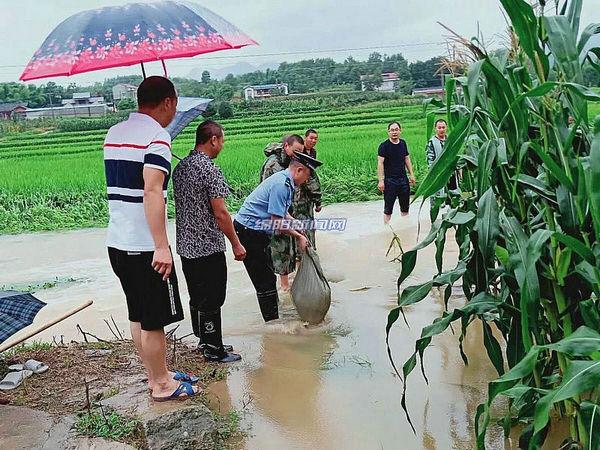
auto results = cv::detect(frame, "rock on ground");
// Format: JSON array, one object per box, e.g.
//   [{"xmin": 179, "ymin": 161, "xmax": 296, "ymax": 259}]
[{"xmin": 144, "ymin": 404, "xmax": 217, "ymax": 450}]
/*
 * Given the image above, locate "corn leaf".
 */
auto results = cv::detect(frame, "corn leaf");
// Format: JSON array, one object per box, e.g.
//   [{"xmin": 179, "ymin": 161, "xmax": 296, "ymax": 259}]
[
  {"xmin": 475, "ymin": 188, "xmax": 500, "ymax": 262},
  {"xmin": 534, "ymin": 360, "xmax": 600, "ymax": 434},
  {"xmin": 580, "ymin": 401, "xmax": 600, "ymax": 450}
]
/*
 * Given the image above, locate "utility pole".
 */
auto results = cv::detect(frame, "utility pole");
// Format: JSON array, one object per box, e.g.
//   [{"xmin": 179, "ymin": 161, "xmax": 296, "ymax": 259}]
[
  {"xmin": 44, "ymin": 92, "xmax": 55, "ymax": 119},
  {"xmin": 49, "ymin": 94, "xmax": 55, "ymax": 119}
]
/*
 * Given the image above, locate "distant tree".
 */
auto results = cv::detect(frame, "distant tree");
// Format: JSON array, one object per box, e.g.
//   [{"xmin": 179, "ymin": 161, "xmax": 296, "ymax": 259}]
[
  {"xmin": 361, "ymin": 74, "xmax": 383, "ymax": 91},
  {"xmin": 201, "ymin": 70, "xmax": 211, "ymax": 84},
  {"xmin": 223, "ymin": 73, "xmax": 237, "ymax": 86},
  {"xmin": 396, "ymin": 79, "xmax": 415, "ymax": 95},
  {"xmin": 216, "ymin": 84, "xmax": 234, "ymax": 101},
  {"xmin": 217, "ymin": 100, "xmax": 234, "ymax": 119},
  {"xmin": 367, "ymin": 52, "xmax": 383, "ymax": 64},
  {"xmin": 42, "ymin": 81, "xmax": 64, "ymax": 106},
  {"xmin": 117, "ymin": 98, "xmax": 136, "ymax": 111},
  {"xmin": 383, "ymin": 53, "xmax": 411, "ymax": 80},
  {"xmin": 202, "ymin": 101, "xmax": 217, "ymax": 118},
  {"xmin": 409, "ymin": 57, "xmax": 444, "ymax": 88}
]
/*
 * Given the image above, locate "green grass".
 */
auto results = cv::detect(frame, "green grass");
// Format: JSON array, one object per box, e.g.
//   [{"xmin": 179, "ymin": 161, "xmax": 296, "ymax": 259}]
[
  {"xmin": 213, "ymin": 410, "xmax": 244, "ymax": 450},
  {"xmin": 74, "ymin": 408, "xmax": 143, "ymax": 444},
  {"xmin": 2, "ymin": 341, "xmax": 53, "ymax": 359}
]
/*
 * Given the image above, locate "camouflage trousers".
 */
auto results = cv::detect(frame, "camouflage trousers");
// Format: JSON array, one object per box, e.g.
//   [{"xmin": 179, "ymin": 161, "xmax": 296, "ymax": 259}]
[
  {"xmin": 294, "ymin": 212, "xmax": 316, "ymax": 250},
  {"xmin": 270, "ymin": 233, "xmax": 296, "ymax": 275}
]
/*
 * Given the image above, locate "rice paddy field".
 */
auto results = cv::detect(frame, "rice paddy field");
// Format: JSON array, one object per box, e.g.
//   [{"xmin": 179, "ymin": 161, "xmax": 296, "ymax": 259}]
[
  {"xmin": 0, "ymin": 102, "xmax": 432, "ymax": 233},
  {"xmin": 1, "ymin": 100, "xmax": 599, "ymax": 234}
]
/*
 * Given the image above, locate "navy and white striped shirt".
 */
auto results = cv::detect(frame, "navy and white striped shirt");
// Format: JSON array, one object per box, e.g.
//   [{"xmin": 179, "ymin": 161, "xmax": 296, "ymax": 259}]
[{"xmin": 104, "ymin": 112, "xmax": 172, "ymax": 251}]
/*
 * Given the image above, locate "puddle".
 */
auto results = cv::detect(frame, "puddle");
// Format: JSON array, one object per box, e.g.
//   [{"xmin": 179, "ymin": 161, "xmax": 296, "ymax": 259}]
[
  {"xmin": 0, "ymin": 201, "xmax": 567, "ymax": 449},
  {"xmin": 1, "ymin": 276, "xmax": 87, "ymax": 293}
]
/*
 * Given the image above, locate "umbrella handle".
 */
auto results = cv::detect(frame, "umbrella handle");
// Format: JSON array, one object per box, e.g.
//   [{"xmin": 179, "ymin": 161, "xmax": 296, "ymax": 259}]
[
  {"xmin": 141, "ymin": 62, "xmax": 147, "ymax": 79},
  {"xmin": 0, "ymin": 299, "xmax": 93, "ymax": 353},
  {"xmin": 161, "ymin": 59, "xmax": 168, "ymax": 78}
]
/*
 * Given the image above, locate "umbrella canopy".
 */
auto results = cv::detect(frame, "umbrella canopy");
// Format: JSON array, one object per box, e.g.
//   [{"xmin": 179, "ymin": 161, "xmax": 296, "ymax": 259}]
[
  {"xmin": 20, "ymin": 1, "xmax": 257, "ymax": 81},
  {"xmin": 165, "ymin": 96, "xmax": 213, "ymax": 139},
  {"xmin": 0, "ymin": 291, "xmax": 47, "ymax": 344}
]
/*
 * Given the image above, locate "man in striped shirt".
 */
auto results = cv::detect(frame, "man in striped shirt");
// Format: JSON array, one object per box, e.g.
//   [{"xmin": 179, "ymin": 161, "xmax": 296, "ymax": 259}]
[{"xmin": 104, "ymin": 76, "xmax": 198, "ymax": 402}]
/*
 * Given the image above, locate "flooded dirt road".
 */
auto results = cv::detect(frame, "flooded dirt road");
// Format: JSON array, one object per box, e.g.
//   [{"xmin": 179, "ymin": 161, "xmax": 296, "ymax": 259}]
[{"xmin": 1, "ymin": 201, "xmax": 561, "ymax": 449}]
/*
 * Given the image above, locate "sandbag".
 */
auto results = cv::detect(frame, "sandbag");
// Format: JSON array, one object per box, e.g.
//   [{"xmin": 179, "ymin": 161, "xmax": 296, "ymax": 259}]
[{"xmin": 291, "ymin": 247, "xmax": 331, "ymax": 324}]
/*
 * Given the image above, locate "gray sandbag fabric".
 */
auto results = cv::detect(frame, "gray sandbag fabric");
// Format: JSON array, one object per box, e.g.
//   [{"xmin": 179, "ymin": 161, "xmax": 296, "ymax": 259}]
[{"xmin": 291, "ymin": 247, "xmax": 331, "ymax": 324}]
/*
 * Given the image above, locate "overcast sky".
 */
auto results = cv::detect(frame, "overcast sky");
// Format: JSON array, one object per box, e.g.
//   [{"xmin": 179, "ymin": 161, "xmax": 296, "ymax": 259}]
[{"xmin": 1, "ymin": 0, "xmax": 599, "ymax": 85}]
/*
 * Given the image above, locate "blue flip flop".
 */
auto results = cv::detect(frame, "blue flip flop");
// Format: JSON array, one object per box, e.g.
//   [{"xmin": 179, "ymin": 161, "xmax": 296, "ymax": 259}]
[
  {"xmin": 173, "ymin": 371, "xmax": 199, "ymax": 384},
  {"xmin": 152, "ymin": 381, "xmax": 198, "ymax": 402}
]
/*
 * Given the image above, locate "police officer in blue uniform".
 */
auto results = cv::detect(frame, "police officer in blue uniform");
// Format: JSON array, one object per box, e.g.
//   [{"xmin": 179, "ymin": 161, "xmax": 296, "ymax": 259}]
[{"xmin": 233, "ymin": 151, "xmax": 323, "ymax": 322}]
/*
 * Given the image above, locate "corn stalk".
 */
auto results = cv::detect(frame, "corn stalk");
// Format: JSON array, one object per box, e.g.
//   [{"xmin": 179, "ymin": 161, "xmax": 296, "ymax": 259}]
[{"xmin": 386, "ymin": 1, "xmax": 600, "ymax": 448}]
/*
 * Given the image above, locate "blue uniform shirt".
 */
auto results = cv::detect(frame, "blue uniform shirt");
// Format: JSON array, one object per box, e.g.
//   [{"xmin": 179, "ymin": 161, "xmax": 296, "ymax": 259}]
[{"xmin": 235, "ymin": 169, "xmax": 296, "ymax": 233}]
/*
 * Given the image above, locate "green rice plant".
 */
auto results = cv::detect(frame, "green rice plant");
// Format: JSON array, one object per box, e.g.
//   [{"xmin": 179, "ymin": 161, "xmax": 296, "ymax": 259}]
[
  {"xmin": 386, "ymin": 1, "xmax": 600, "ymax": 448},
  {"xmin": 0, "ymin": 105, "xmax": 428, "ymax": 233}
]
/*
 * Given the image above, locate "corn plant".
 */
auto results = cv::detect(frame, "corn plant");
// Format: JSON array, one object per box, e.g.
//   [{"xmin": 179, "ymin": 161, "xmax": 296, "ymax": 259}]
[{"xmin": 386, "ymin": 1, "xmax": 600, "ymax": 448}]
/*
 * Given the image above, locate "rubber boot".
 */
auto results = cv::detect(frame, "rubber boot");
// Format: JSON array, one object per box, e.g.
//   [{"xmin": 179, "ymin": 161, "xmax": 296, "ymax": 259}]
[
  {"xmin": 199, "ymin": 309, "xmax": 241, "ymax": 363},
  {"xmin": 192, "ymin": 304, "xmax": 233, "ymax": 352},
  {"xmin": 257, "ymin": 289, "xmax": 279, "ymax": 322}
]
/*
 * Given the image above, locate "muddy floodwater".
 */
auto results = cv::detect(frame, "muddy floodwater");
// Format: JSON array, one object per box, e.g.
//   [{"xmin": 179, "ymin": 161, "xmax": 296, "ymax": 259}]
[{"xmin": 1, "ymin": 201, "xmax": 565, "ymax": 449}]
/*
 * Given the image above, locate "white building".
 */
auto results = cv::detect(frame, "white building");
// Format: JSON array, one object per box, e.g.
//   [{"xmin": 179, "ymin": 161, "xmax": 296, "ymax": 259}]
[
  {"xmin": 360, "ymin": 72, "xmax": 400, "ymax": 92},
  {"xmin": 61, "ymin": 92, "xmax": 105, "ymax": 106},
  {"xmin": 112, "ymin": 83, "xmax": 138, "ymax": 102},
  {"xmin": 243, "ymin": 83, "xmax": 289, "ymax": 100}
]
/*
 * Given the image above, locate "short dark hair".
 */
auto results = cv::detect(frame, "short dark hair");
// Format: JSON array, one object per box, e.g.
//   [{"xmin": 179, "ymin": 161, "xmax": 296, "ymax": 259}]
[
  {"xmin": 284, "ymin": 134, "xmax": 304, "ymax": 147},
  {"xmin": 195, "ymin": 120, "xmax": 224, "ymax": 146},
  {"xmin": 305, "ymin": 129, "xmax": 318, "ymax": 137},
  {"xmin": 435, "ymin": 119, "xmax": 447, "ymax": 126},
  {"xmin": 388, "ymin": 121, "xmax": 401, "ymax": 130},
  {"xmin": 137, "ymin": 76, "xmax": 176, "ymax": 108}
]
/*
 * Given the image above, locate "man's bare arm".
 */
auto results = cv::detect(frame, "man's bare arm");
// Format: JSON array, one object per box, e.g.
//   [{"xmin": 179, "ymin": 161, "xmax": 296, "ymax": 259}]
[
  {"xmin": 405, "ymin": 156, "xmax": 416, "ymax": 185},
  {"xmin": 210, "ymin": 197, "xmax": 246, "ymax": 261},
  {"xmin": 377, "ymin": 156, "xmax": 385, "ymax": 192},
  {"xmin": 143, "ymin": 167, "xmax": 171, "ymax": 280}
]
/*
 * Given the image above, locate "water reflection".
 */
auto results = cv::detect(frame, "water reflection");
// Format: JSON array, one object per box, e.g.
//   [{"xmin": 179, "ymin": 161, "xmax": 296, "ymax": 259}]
[{"xmin": 248, "ymin": 332, "xmax": 335, "ymax": 439}]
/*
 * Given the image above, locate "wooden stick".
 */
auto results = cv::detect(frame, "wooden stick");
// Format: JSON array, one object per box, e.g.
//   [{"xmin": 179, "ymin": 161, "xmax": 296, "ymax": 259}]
[{"xmin": 0, "ymin": 299, "xmax": 93, "ymax": 353}]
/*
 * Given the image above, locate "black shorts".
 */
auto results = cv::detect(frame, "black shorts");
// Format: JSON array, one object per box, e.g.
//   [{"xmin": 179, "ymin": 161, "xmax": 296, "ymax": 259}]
[
  {"xmin": 108, "ymin": 247, "xmax": 184, "ymax": 331},
  {"xmin": 383, "ymin": 177, "xmax": 410, "ymax": 215}
]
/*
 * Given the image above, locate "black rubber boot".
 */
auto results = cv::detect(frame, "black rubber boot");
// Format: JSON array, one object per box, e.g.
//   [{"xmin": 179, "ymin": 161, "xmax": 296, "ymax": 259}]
[
  {"xmin": 192, "ymin": 305, "xmax": 233, "ymax": 350},
  {"xmin": 198, "ymin": 310, "xmax": 241, "ymax": 363},
  {"xmin": 197, "ymin": 342, "xmax": 234, "ymax": 353},
  {"xmin": 257, "ymin": 289, "xmax": 279, "ymax": 322},
  {"xmin": 202, "ymin": 344, "xmax": 242, "ymax": 363},
  {"xmin": 198, "ymin": 309, "xmax": 223, "ymax": 351},
  {"xmin": 190, "ymin": 302, "xmax": 201, "ymax": 338}
]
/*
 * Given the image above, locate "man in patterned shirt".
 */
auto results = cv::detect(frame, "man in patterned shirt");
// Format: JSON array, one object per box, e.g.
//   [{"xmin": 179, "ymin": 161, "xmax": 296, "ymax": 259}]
[{"xmin": 173, "ymin": 120, "xmax": 245, "ymax": 363}]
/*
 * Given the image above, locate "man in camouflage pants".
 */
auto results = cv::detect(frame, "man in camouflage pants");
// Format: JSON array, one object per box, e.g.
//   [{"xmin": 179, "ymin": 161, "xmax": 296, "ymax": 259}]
[
  {"xmin": 293, "ymin": 129, "xmax": 322, "ymax": 249},
  {"xmin": 260, "ymin": 134, "xmax": 304, "ymax": 292}
]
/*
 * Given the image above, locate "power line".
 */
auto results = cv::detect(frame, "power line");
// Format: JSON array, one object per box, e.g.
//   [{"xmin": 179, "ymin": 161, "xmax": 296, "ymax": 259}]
[
  {"xmin": 0, "ymin": 41, "xmax": 445, "ymax": 69},
  {"xmin": 165, "ymin": 42, "xmax": 446, "ymax": 66}
]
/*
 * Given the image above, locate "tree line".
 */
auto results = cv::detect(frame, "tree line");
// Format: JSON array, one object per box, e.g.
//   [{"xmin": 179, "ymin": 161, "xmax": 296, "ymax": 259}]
[{"xmin": 2, "ymin": 51, "xmax": 598, "ymax": 109}]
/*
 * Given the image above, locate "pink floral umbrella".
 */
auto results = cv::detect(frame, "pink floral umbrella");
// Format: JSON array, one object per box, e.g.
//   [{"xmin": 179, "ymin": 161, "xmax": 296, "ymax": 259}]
[{"xmin": 20, "ymin": 1, "xmax": 257, "ymax": 81}]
